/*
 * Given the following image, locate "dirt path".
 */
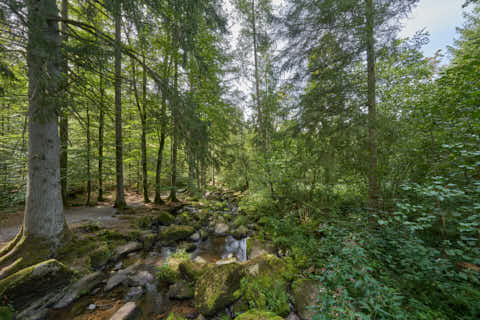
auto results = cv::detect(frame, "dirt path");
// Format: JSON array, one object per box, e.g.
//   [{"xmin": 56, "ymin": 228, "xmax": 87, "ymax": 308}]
[{"xmin": 0, "ymin": 197, "xmax": 144, "ymax": 247}]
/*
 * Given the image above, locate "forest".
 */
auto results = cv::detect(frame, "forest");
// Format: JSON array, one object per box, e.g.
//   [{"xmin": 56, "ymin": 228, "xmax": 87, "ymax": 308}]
[{"xmin": 0, "ymin": 0, "xmax": 479, "ymax": 319}]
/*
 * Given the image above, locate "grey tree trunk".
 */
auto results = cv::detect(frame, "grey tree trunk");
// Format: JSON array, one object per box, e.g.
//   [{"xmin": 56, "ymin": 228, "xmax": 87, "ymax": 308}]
[
  {"xmin": 60, "ymin": 0, "xmax": 69, "ymax": 205},
  {"xmin": 86, "ymin": 105, "xmax": 91, "ymax": 206},
  {"xmin": 98, "ymin": 72, "xmax": 105, "ymax": 202},
  {"xmin": 366, "ymin": 0, "xmax": 379, "ymax": 207},
  {"xmin": 154, "ymin": 95, "xmax": 168, "ymax": 204},
  {"xmin": 24, "ymin": 0, "xmax": 69, "ymax": 244},
  {"xmin": 114, "ymin": 1, "xmax": 126, "ymax": 209},
  {"xmin": 168, "ymin": 59, "xmax": 179, "ymax": 203}
]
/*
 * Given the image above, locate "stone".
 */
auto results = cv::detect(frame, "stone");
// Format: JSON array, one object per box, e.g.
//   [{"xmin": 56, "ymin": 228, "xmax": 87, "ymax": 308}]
[
  {"xmin": 231, "ymin": 226, "xmax": 249, "ymax": 240},
  {"xmin": 159, "ymin": 225, "xmax": 196, "ymax": 242},
  {"xmin": 53, "ymin": 271, "xmax": 104, "ymax": 309},
  {"xmin": 112, "ymin": 242, "xmax": 143, "ymax": 261},
  {"xmin": 168, "ymin": 280, "xmax": 194, "ymax": 299},
  {"xmin": 234, "ymin": 310, "xmax": 283, "ymax": 320},
  {"xmin": 179, "ymin": 261, "xmax": 206, "ymax": 282},
  {"xmin": 110, "ymin": 302, "xmax": 138, "ymax": 320},
  {"xmin": 292, "ymin": 279, "xmax": 319, "ymax": 320},
  {"xmin": 190, "ymin": 232, "xmax": 201, "ymax": 242},
  {"xmin": 214, "ymin": 223, "xmax": 229, "ymax": 236},
  {"xmin": 105, "ymin": 263, "xmax": 140, "ymax": 292},
  {"xmin": 129, "ymin": 270, "xmax": 154, "ymax": 287},
  {"xmin": 125, "ymin": 286, "xmax": 144, "ymax": 301},
  {"xmin": 144, "ymin": 283, "xmax": 169, "ymax": 315},
  {"xmin": 89, "ymin": 245, "xmax": 112, "ymax": 269},
  {"xmin": 155, "ymin": 211, "xmax": 176, "ymax": 225},
  {"xmin": 194, "ymin": 263, "xmax": 246, "ymax": 316},
  {"xmin": 0, "ymin": 259, "xmax": 74, "ymax": 311},
  {"xmin": 216, "ymin": 258, "xmax": 237, "ymax": 265},
  {"xmin": 88, "ymin": 304, "xmax": 97, "ymax": 311},
  {"xmin": 139, "ymin": 231, "xmax": 157, "ymax": 251}
]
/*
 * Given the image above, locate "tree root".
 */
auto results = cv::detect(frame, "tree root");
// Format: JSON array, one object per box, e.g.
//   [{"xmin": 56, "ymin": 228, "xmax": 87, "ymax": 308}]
[{"xmin": 0, "ymin": 228, "xmax": 70, "ymax": 280}]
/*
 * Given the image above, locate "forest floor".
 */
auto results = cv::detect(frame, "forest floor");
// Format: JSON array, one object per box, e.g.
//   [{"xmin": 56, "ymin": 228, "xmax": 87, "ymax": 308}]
[{"xmin": 0, "ymin": 192, "xmax": 146, "ymax": 247}]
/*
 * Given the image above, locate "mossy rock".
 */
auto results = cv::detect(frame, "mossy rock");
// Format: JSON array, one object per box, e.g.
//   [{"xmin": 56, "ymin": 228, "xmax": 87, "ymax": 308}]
[
  {"xmin": 159, "ymin": 225, "xmax": 195, "ymax": 242},
  {"xmin": 179, "ymin": 260, "xmax": 207, "ymax": 282},
  {"xmin": 231, "ymin": 226, "xmax": 249, "ymax": 240},
  {"xmin": 156, "ymin": 265, "xmax": 180, "ymax": 285},
  {"xmin": 89, "ymin": 244, "xmax": 112, "ymax": 269},
  {"xmin": 194, "ymin": 263, "xmax": 246, "ymax": 316},
  {"xmin": 135, "ymin": 215, "xmax": 154, "ymax": 229},
  {"xmin": 0, "ymin": 259, "xmax": 74, "ymax": 310},
  {"xmin": 232, "ymin": 216, "xmax": 248, "ymax": 229},
  {"xmin": 139, "ymin": 231, "xmax": 157, "ymax": 250},
  {"xmin": 292, "ymin": 279, "xmax": 319, "ymax": 320},
  {"xmin": 234, "ymin": 309, "xmax": 283, "ymax": 320},
  {"xmin": 155, "ymin": 211, "xmax": 176, "ymax": 225}
]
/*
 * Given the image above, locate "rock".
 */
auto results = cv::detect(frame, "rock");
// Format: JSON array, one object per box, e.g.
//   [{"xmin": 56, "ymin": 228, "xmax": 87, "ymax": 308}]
[
  {"xmin": 129, "ymin": 270, "xmax": 154, "ymax": 287},
  {"xmin": 89, "ymin": 245, "xmax": 112, "ymax": 269},
  {"xmin": 159, "ymin": 225, "xmax": 195, "ymax": 242},
  {"xmin": 179, "ymin": 261, "xmax": 206, "ymax": 282},
  {"xmin": 125, "ymin": 286, "xmax": 144, "ymax": 301},
  {"xmin": 105, "ymin": 263, "xmax": 141, "ymax": 291},
  {"xmin": 194, "ymin": 263, "xmax": 246, "ymax": 316},
  {"xmin": 216, "ymin": 258, "xmax": 237, "ymax": 265},
  {"xmin": 234, "ymin": 309, "xmax": 283, "ymax": 320},
  {"xmin": 168, "ymin": 280, "xmax": 194, "ymax": 299},
  {"xmin": 292, "ymin": 279, "xmax": 319, "ymax": 320},
  {"xmin": 231, "ymin": 226, "xmax": 249, "ymax": 240},
  {"xmin": 214, "ymin": 223, "xmax": 229, "ymax": 236},
  {"xmin": 190, "ymin": 232, "xmax": 201, "ymax": 242},
  {"xmin": 193, "ymin": 256, "xmax": 207, "ymax": 264},
  {"xmin": 155, "ymin": 211, "xmax": 176, "ymax": 225},
  {"xmin": 0, "ymin": 259, "xmax": 74, "ymax": 310},
  {"xmin": 112, "ymin": 242, "xmax": 143, "ymax": 261},
  {"xmin": 88, "ymin": 304, "xmax": 97, "ymax": 311},
  {"xmin": 110, "ymin": 302, "xmax": 138, "ymax": 320},
  {"xmin": 16, "ymin": 290, "xmax": 64, "ymax": 320},
  {"xmin": 139, "ymin": 231, "xmax": 157, "ymax": 251},
  {"xmin": 232, "ymin": 216, "xmax": 248, "ymax": 229},
  {"xmin": 144, "ymin": 283, "xmax": 169, "ymax": 315},
  {"xmin": 53, "ymin": 271, "xmax": 104, "ymax": 309},
  {"xmin": 179, "ymin": 241, "xmax": 197, "ymax": 253}
]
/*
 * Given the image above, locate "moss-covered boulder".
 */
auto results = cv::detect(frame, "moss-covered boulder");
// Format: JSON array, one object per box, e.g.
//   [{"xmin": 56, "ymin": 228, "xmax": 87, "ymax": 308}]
[
  {"xmin": 89, "ymin": 244, "xmax": 112, "ymax": 269},
  {"xmin": 238, "ymin": 255, "xmax": 294, "ymax": 317},
  {"xmin": 179, "ymin": 260, "xmax": 207, "ymax": 282},
  {"xmin": 155, "ymin": 211, "xmax": 176, "ymax": 225},
  {"xmin": 168, "ymin": 280, "xmax": 194, "ymax": 299},
  {"xmin": 194, "ymin": 263, "xmax": 246, "ymax": 316},
  {"xmin": 0, "ymin": 259, "xmax": 74, "ymax": 310},
  {"xmin": 159, "ymin": 225, "xmax": 195, "ymax": 242},
  {"xmin": 234, "ymin": 309, "xmax": 283, "ymax": 320},
  {"xmin": 231, "ymin": 226, "xmax": 249, "ymax": 240},
  {"xmin": 292, "ymin": 279, "xmax": 320, "ymax": 320}
]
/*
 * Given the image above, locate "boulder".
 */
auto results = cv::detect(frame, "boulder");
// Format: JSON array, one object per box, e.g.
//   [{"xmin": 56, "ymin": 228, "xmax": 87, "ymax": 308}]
[
  {"xmin": 0, "ymin": 259, "xmax": 74, "ymax": 310},
  {"xmin": 231, "ymin": 226, "xmax": 249, "ymax": 240},
  {"xmin": 159, "ymin": 225, "xmax": 195, "ymax": 242},
  {"xmin": 292, "ymin": 279, "xmax": 319, "ymax": 320},
  {"xmin": 105, "ymin": 263, "xmax": 141, "ymax": 292},
  {"xmin": 129, "ymin": 270, "xmax": 154, "ymax": 287},
  {"xmin": 139, "ymin": 231, "xmax": 157, "ymax": 251},
  {"xmin": 125, "ymin": 286, "xmax": 144, "ymax": 301},
  {"xmin": 179, "ymin": 261, "xmax": 206, "ymax": 282},
  {"xmin": 89, "ymin": 245, "xmax": 112, "ymax": 269},
  {"xmin": 168, "ymin": 280, "xmax": 194, "ymax": 299},
  {"xmin": 234, "ymin": 309, "xmax": 283, "ymax": 320},
  {"xmin": 110, "ymin": 302, "xmax": 138, "ymax": 320},
  {"xmin": 155, "ymin": 211, "xmax": 176, "ymax": 225},
  {"xmin": 190, "ymin": 232, "xmax": 201, "ymax": 242},
  {"xmin": 53, "ymin": 271, "xmax": 104, "ymax": 309},
  {"xmin": 194, "ymin": 263, "xmax": 246, "ymax": 316},
  {"xmin": 214, "ymin": 223, "xmax": 229, "ymax": 236},
  {"xmin": 112, "ymin": 242, "xmax": 143, "ymax": 261}
]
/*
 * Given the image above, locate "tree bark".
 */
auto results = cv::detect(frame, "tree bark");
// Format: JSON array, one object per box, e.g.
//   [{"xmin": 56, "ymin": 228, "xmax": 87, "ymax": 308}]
[
  {"xmin": 86, "ymin": 105, "xmax": 91, "ymax": 206},
  {"xmin": 168, "ymin": 58, "xmax": 179, "ymax": 203},
  {"xmin": 366, "ymin": 0, "xmax": 379, "ymax": 207},
  {"xmin": 98, "ymin": 70, "xmax": 105, "ymax": 201},
  {"xmin": 154, "ymin": 93, "xmax": 168, "ymax": 204},
  {"xmin": 1, "ymin": 0, "xmax": 69, "ymax": 279},
  {"xmin": 114, "ymin": 1, "xmax": 126, "ymax": 209},
  {"xmin": 60, "ymin": 0, "xmax": 69, "ymax": 205}
]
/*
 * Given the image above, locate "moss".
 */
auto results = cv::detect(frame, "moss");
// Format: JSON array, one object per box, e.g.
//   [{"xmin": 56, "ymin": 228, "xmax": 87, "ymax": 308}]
[
  {"xmin": 156, "ymin": 265, "xmax": 180, "ymax": 285},
  {"xmin": 292, "ymin": 279, "xmax": 319, "ymax": 320},
  {"xmin": 0, "ymin": 259, "xmax": 74, "ymax": 310},
  {"xmin": 159, "ymin": 225, "xmax": 195, "ymax": 242},
  {"xmin": 135, "ymin": 216, "xmax": 154, "ymax": 229},
  {"xmin": 179, "ymin": 260, "xmax": 207, "ymax": 282},
  {"xmin": 166, "ymin": 313, "xmax": 187, "ymax": 320},
  {"xmin": 96, "ymin": 229, "xmax": 129, "ymax": 242},
  {"xmin": 155, "ymin": 211, "xmax": 176, "ymax": 225},
  {"xmin": 233, "ymin": 216, "xmax": 248, "ymax": 229},
  {"xmin": 234, "ymin": 309, "xmax": 283, "ymax": 320},
  {"xmin": 194, "ymin": 263, "xmax": 246, "ymax": 316},
  {"xmin": 89, "ymin": 244, "xmax": 112, "ymax": 269},
  {"xmin": 0, "ymin": 306, "xmax": 14, "ymax": 320},
  {"xmin": 58, "ymin": 236, "xmax": 99, "ymax": 266}
]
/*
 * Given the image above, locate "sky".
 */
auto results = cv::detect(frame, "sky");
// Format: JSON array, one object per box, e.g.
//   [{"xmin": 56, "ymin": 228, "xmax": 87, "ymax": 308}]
[{"xmin": 399, "ymin": 0, "xmax": 470, "ymax": 59}]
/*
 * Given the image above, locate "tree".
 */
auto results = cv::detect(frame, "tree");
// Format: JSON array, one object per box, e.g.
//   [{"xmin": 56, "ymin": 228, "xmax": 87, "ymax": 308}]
[{"xmin": 0, "ymin": 0, "xmax": 69, "ymax": 279}]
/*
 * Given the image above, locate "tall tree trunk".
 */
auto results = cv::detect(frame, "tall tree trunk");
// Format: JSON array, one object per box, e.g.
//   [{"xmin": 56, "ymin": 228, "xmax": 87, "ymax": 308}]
[
  {"xmin": 366, "ymin": 0, "xmax": 379, "ymax": 207},
  {"xmin": 154, "ymin": 94, "xmax": 168, "ymax": 204},
  {"xmin": 252, "ymin": 0, "xmax": 263, "ymax": 147},
  {"xmin": 1, "ymin": 0, "xmax": 69, "ymax": 279},
  {"xmin": 131, "ymin": 57, "xmax": 150, "ymax": 203},
  {"xmin": 98, "ymin": 71, "xmax": 105, "ymax": 202},
  {"xmin": 114, "ymin": 1, "xmax": 126, "ymax": 209},
  {"xmin": 86, "ymin": 105, "xmax": 91, "ymax": 206},
  {"xmin": 168, "ymin": 58, "xmax": 179, "ymax": 203},
  {"xmin": 60, "ymin": 0, "xmax": 69, "ymax": 205}
]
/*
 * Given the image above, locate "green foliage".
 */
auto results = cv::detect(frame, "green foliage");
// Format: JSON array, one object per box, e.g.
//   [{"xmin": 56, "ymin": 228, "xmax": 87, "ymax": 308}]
[{"xmin": 239, "ymin": 276, "xmax": 290, "ymax": 317}]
